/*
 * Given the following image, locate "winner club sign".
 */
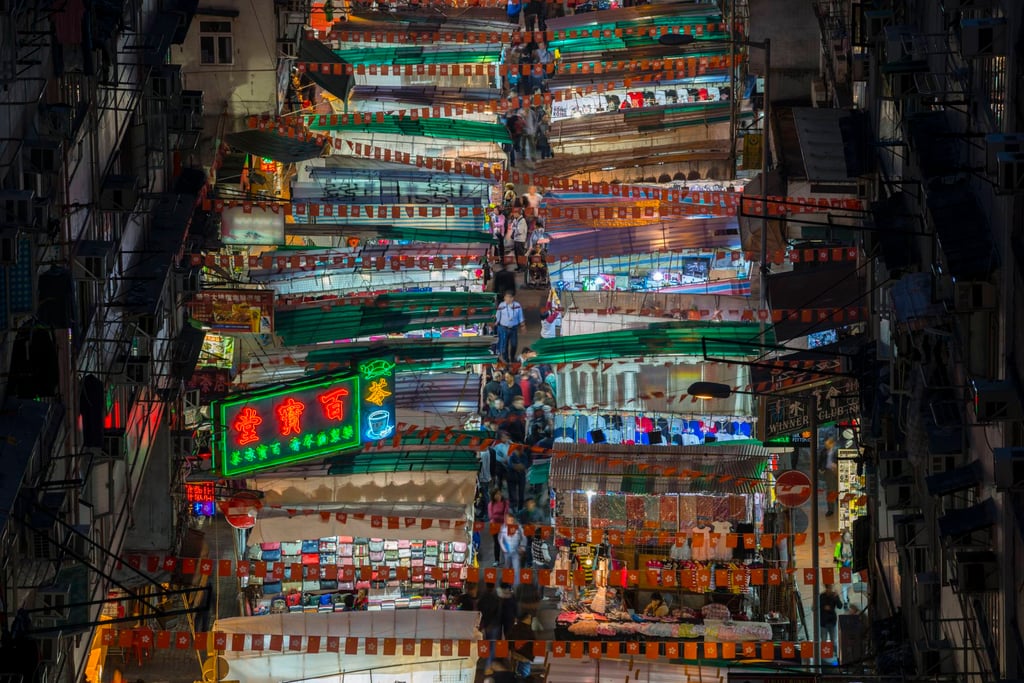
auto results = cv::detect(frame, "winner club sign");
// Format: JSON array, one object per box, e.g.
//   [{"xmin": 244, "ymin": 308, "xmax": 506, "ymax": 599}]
[{"xmin": 212, "ymin": 359, "xmax": 397, "ymax": 477}]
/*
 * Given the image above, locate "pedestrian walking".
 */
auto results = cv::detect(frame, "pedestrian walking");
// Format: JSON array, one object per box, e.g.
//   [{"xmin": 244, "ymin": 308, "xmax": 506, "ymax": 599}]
[{"xmin": 494, "ymin": 291, "xmax": 525, "ymax": 365}]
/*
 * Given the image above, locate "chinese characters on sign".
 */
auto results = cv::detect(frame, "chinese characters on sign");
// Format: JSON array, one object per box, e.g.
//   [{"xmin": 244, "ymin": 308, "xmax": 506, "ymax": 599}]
[
  {"xmin": 188, "ymin": 289, "xmax": 275, "ymax": 334},
  {"xmin": 212, "ymin": 358, "xmax": 397, "ymax": 477},
  {"xmin": 214, "ymin": 374, "xmax": 362, "ymax": 477},
  {"xmin": 760, "ymin": 378, "xmax": 860, "ymax": 439}
]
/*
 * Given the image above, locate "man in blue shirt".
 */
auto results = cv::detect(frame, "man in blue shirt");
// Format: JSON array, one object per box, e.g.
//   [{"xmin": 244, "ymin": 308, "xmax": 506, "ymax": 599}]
[{"xmin": 494, "ymin": 291, "xmax": 525, "ymax": 365}]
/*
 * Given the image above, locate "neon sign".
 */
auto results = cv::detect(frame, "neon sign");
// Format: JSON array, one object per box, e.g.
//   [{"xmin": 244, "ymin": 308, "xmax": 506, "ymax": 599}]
[{"xmin": 213, "ymin": 358, "xmax": 396, "ymax": 477}]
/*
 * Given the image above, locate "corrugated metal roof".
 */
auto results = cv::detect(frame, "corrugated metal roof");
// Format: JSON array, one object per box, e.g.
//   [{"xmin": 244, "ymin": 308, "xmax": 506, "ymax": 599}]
[{"xmin": 548, "ymin": 443, "xmax": 771, "ymax": 495}]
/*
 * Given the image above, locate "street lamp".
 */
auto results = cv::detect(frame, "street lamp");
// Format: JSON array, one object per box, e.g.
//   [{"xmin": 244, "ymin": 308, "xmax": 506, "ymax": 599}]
[{"xmin": 687, "ymin": 381, "xmax": 822, "ymax": 668}]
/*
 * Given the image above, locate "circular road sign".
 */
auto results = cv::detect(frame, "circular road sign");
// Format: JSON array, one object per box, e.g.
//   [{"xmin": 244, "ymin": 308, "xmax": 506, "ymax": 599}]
[
  {"xmin": 220, "ymin": 491, "xmax": 262, "ymax": 529},
  {"xmin": 775, "ymin": 470, "xmax": 813, "ymax": 508}
]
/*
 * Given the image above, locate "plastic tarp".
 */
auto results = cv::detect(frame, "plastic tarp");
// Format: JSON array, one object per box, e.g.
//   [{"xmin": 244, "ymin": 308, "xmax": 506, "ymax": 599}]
[
  {"xmin": 249, "ymin": 471, "xmax": 476, "ymax": 544},
  {"xmin": 217, "ymin": 611, "xmax": 480, "ymax": 683},
  {"xmin": 254, "ymin": 471, "xmax": 477, "ymax": 508}
]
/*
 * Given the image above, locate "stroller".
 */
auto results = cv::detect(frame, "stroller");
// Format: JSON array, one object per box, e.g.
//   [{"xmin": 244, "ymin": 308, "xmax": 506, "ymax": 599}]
[{"xmin": 526, "ymin": 245, "xmax": 549, "ymax": 288}]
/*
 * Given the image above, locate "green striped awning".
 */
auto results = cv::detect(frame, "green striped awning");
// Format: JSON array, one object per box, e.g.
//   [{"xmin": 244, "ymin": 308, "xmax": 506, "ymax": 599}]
[
  {"xmin": 326, "ymin": 450, "xmax": 481, "ymax": 476},
  {"xmin": 529, "ymin": 321, "xmax": 774, "ymax": 364},
  {"xmin": 275, "ymin": 292, "xmax": 496, "ymax": 346},
  {"xmin": 306, "ymin": 115, "xmax": 511, "ymax": 144}
]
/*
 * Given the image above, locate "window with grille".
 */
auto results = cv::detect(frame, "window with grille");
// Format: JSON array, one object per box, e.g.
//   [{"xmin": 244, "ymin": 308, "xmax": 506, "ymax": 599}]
[{"xmin": 199, "ymin": 21, "xmax": 233, "ymax": 65}]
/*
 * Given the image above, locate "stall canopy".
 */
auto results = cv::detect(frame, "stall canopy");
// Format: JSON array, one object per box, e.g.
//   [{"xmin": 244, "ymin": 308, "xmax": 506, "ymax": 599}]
[
  {"xmin": 274, "ymin": 292, "xmax": 496, "ymax": 346},
  {"xmin": 548, "ymin": 443, "xmax": 772, "ymax": 495},
  {"xmin": 253, "ymin": 470, "xmax": 477, "ymax": 508},
  {"xmin": 299, "ymin": 38, "xmax": 353, "ymax": 100},
  {"xmin": 223, "ymin": 129, "xmax": 326, "ymax": 163},
  {"xmin": 248, "ymin": 469, "xmax": 477, "ymax": 544},
  {"xmin": 217, "ymin": 611, "xmax": 479, "ymax": 683},
  {"xmin": 530, "ymin": 321, "xmax": 773, "ymax": 365},
  {"xmin": 326, "ymin": 450, "xmax": 481, "ymax": 477},
  {"xmin": 248, "ymin": 503, "xmax": 470, "ymax": 544}
]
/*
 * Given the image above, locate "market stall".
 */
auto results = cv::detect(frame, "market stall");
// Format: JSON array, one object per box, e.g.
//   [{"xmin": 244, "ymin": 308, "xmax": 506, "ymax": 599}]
[
  {"xmin": 241, "ymin": 471, "xmax": 476, "ymax": 616},
  {"xmin": 547, "ymin": 444, "xmax": 782, "ymax": 644},
  {"xmin": 215, "ymin": 610, "xmax": 480, "ymax": 683}
]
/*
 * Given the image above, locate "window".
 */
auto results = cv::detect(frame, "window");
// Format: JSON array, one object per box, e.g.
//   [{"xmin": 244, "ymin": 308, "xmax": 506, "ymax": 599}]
[{"xmin": 199, "ymin": 21, "xmax": 233, "ymax": 65}]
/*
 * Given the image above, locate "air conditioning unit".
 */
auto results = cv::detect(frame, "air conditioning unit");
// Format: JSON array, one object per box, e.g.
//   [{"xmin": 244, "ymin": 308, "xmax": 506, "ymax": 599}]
[
  {"xmin": 23, "ymin": 139, "xmax": 63, "ymax": 174},
  {"xmin": 960, "ymin": 18, "xmax": 1007, "ymax": 58},
  {"xmin": 970, "ymin": 380, "xmax": 1024, "ymax": 422},
  {"xmin": 993, "ymin": 447, "xmax": 1024, "ymax": 490},
  {"xmin": 0, "ymin": 189, "xmax": 35, "ymax": 227},
  {"xmin": 996, "ymin": 152, "xmax": 1024, "ymax": 193},
  {"xmin": 99, "ymin": 174, "xmax": 141, "ymax": 212},
  {"xmin": 984, "ymin": 133, "xmax": 1024, "ymax": 177},
  {"xmin": 954, "ymin": 550, "xmax": 998, "ymax": 592},
  {"xmin": 102, "ymin": 429, "xmax": 126, "ymax": 458},
  {"xmin": 953, "ymin": 281, "xmax": 996, "ymax": 311},
  {"xmin": 885, "ymin": 481, "xmax": 915, "ymax": 508},
  {"xmin": 851, "ymin": 53, "xmax": 870, "ymax": 81},
  {"xmin": 0, "ymin": 230, "xmax": 18, "ymax": 266}
]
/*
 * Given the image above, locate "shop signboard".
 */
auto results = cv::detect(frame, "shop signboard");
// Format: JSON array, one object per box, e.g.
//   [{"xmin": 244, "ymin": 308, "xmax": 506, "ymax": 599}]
[
  {"xmin": 197, "ymin": 333, "xmax": 236, "ymax": 369},
  {"xmin": 213, "ymin": 358, "xmax": 396, "ymax": 477},
  {"xmin": 188, "ymin": 289, "xmax": 274, "ymax": 334},
  {"xmin": 760, "ymin": 378, "xmax": 859, "ymax": 439},
  {"xmin": 220, "ymin": 205, "xmax": 286, "ymax": 246}
]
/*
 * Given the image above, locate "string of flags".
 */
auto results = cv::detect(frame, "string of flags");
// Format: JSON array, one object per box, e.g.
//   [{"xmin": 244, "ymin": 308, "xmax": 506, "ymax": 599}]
[
  {"xmin": 235, "ymin": 115, "xmax": 869, "ymax": 217},
  {"xmin": 306, "ymin": 24, "xmax": 727, "ymax": 44},
  {"xmin": 101, "ymin": 628, "xmax": 839, "ymax": 661},
  {"xmin": 195, "ymin": 247, "xmax": 859, "ymax": 274},
  {"xmin": 114, "ymin": 550, "xmax": 862, "ymax": 585},
  {"xmin": 295, "ymin": 54, "xmax": 737, "ymax": 78},
  {"xmin": 201, "ymin": 197, "xmax": 864, "ymax": 221}
]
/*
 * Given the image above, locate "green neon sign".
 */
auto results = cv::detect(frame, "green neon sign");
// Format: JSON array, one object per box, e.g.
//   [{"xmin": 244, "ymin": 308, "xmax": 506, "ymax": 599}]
[{"xmin": 213, "ymin": 374, "xmax": 362, "ymax": 477}]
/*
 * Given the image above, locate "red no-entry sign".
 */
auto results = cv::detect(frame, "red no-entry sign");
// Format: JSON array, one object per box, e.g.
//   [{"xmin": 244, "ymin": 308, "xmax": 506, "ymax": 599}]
[
  {"xmin": 775, "ymin": 470, "xmax": 813, "ymax": 508},
  {"xmin": 219, "ymin": 491, "xmax": 262, "ymax": 529}
]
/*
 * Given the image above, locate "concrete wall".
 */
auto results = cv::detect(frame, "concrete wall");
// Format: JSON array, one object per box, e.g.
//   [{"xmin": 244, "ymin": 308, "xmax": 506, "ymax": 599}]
[
  {"xmin": 172, "ymin": 3, "xmax": 279, "ymax": 117},
  {"xmin": 748, "ymin": 0, "xmax": 821, "ymax": 104}
]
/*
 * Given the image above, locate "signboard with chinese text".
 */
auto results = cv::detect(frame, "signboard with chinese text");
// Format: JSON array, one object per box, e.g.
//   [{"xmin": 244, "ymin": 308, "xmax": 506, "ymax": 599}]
[
  {"xmin": 759, "ymin": 378, "xmax": 860, "ymax": 439},
  {"xmin": 189, "ymin": 289, "xmax": 274, "ymax": 334},
  {"xmin": 198, "ymin": 333, "xmax": 236, "ymax": 369},
  {"xmin": 213, "ymin": 358, "xmax": 396, "ymax": 477}
]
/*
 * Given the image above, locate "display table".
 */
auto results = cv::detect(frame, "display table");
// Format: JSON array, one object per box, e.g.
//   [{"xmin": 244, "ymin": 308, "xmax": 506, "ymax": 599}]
[{"xmin": 555, "ymin": 611, "xmax": 773, "ymax": 642}]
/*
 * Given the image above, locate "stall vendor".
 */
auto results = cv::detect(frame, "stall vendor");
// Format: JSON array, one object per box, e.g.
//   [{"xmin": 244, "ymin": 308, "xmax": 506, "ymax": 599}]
[{"xmin": 643, "ymin": 592, "xmax": 670, "ymax": 618}]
